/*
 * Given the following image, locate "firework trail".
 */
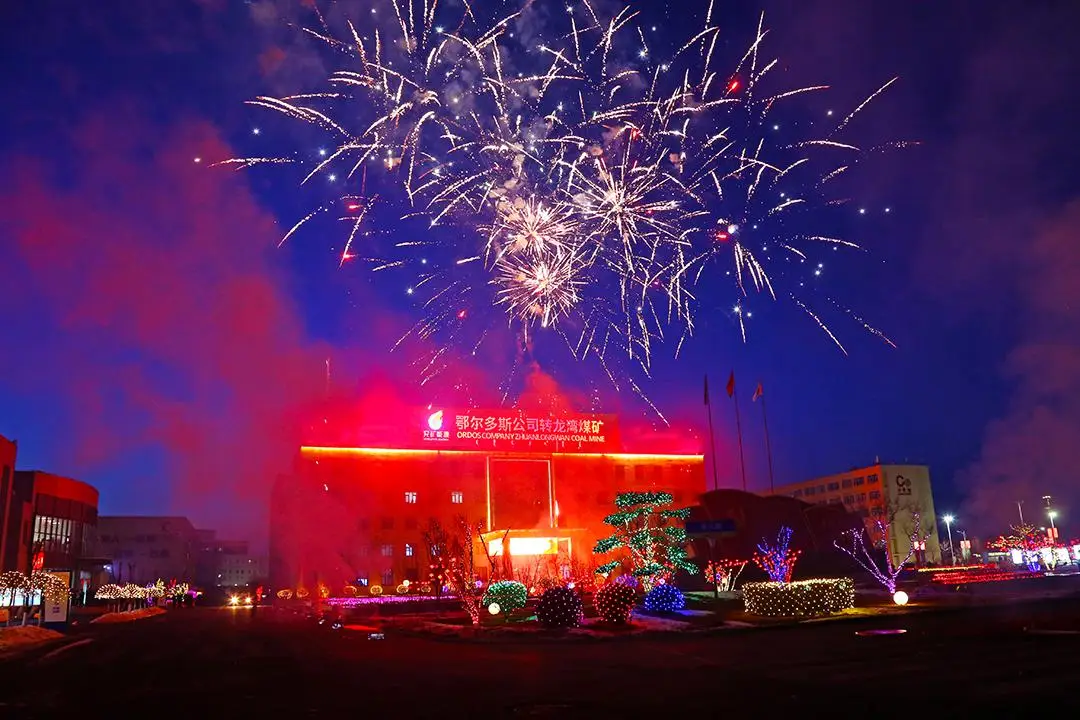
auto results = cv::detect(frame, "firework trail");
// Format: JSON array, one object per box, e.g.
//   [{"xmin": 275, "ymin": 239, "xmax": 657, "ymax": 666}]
[{"xmin": 231, "ymin": 0, "xmax": 902, "ymax": 407}]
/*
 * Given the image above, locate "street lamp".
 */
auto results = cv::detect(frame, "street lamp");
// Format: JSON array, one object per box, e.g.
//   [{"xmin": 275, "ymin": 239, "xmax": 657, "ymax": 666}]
[{"xmin": 942, "ymin": 514, "xmax": 956, "ymax": 566}]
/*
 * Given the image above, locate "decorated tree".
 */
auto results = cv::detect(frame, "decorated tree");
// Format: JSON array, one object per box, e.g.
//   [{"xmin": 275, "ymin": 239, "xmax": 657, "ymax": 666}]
[
  {"xmin": 834, "ymin": 512, "xmax": 926, "ymax": 593},
  {"xmin": 421, "ymin": 518, "xmax": 450, "ymax": 604},
  {"xmin": 593, "ymin": 491, "xmax": 696, "ymax": 592},
  {"xmin": 444, "ymin": 517, "xmax": 487, "ymax": 625},
  {"xmin": 704, "ymin": 559, "xmax": 747, "ymax": 593},
  {"xmin": 753, "ymin": 527, "xmax": 801, "ymax": 583}
]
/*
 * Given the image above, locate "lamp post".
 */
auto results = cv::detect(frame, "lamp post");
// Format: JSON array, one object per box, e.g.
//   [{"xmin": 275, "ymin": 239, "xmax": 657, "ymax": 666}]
[{"xmin": 943, "ymin": 514, "xmax": 956, "ymax": 566}]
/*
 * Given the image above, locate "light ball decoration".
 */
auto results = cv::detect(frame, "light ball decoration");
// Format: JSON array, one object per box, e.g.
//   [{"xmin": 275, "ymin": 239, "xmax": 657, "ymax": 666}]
[
  {"xmin": 277, "ymin": 589, "xmax": 293, "ymax": 600},
  {"xmin": 488, "ymin": 602, "xmax": 502, "ymax": 616},
  {"xmin": 594, "ymin": 582, "xmax": 636, "ymax": 623},
  {"xmin": 535, "ymin": 587, "xmax": 583, "ymax": 628},
  {"xmin": 481, "ymin": 580, "xmax": 528, "ymax": 614},
  {"xmin": 892, "ymin": 590, "xmax": 910, "ymax": 606},
  {"xmin": 418, "ymin": 582, "xmax": 432, "ymax": 594},
  {"xmin": 369, "ymin": 584, "xmax": 384, "ymax": 596},
  {"xmin": 295, "ymin": 587, "xmax": 310, "ymax": 599},
  {"xmin": 342, "ymin": 585, "xmax": 358, "ymax": 597},
  {"xmin": 742, "ymin": 578, "xmax": 855, "ymax": 618},
  {"xmin": 643, "ymin": 583, "xmax": 685, "ymax": 613},
  {"xmin": 396, "ymin": 583, "xmax": 411, "ymax": 595}
]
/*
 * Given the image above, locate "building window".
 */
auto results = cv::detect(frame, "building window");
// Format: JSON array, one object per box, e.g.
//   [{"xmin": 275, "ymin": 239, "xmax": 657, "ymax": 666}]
[
  {"xmin": 869, "ymin": 490, "xmax": 881, "ymax": 500},
  {"xmin": 853, "ymin": 477, "xmax": 865, "ymax": 486},
  {"xmin": 804, "ymin": 487, "xmax": 816, "ymax": 496},
  {"xmin": 817, "ymin": 485, "xmax": 826, "ymax": 494},
  {"xmin": 827, "ymin": 482, "xmax": 840, "ymax": 491},
  {"xmin": 867, "ymin": 474, "xmax": 879, "ymax": 484},
  {"xmin": 381, "ymin": 544, "xmax": 393, "ymax": 557},
  {"xmin": 842, "ymin": 479, "xmax": 852, "ymax": 489},
  {"xmin": 843, "ymin": 495, "xmax": 854, "ymax": 504},
  {"xmin": 404, "ymin": 491, "xmax": 417, "ymax": 504},
  {"xmin": 381, "ymin": 569, "xmax": 394, "ymax": 585},
  {"xmin": 858, "ymin": 493, "xmax": 867, "ymax": 502},
  {"xmin": 405, "ymin": 543, "xmax": 414, "ymax": 557},
  {"xmin": 792, "ymin": 489, "xmax": 803, "ymax": 498},
  {"xmin": 451, "ymin": 491, "xmax": 463, "ymax": 504}
]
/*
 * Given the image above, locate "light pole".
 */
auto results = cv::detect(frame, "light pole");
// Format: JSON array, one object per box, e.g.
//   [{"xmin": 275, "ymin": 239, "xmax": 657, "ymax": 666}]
[
  {"xmin": 1017, "ymin": 500, "xmax": 1025, "ymax": 525},
  {"xmin": 943, "ymin": 514, "xmax": 956, "ymax": 566}
]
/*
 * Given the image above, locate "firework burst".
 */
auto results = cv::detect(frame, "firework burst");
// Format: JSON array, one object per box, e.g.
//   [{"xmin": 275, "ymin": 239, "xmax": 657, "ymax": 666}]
[{"xmin": 230, "ymin": 0, "xmax": 902, "ymax": 408}]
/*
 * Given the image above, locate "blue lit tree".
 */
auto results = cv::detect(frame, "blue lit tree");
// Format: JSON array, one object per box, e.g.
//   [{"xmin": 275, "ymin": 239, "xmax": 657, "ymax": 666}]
[
  {"xmin": 593, "ymin": 491, "xmax": 696, "ymax": 592},
  {"xmin": 753, "ymin": 527, "xmax": 801, "ymax": 583}
]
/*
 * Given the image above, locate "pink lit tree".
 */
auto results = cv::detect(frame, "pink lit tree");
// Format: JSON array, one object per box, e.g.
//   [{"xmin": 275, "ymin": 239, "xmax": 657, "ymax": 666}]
[{"xmin": 834, "ymin": 512, "xmax": 925, "ymax": 593}]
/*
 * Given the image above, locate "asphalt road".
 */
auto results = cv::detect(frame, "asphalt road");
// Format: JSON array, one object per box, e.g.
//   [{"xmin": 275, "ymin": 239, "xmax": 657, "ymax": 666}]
[{"xmin": 3, "ymin": 599, "xmax": 1080, "ymax": 716}]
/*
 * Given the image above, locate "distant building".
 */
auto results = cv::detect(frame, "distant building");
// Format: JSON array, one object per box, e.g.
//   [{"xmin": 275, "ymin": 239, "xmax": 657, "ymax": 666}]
[
  {"xmin": 97, "ymin": 516, "xmax": 200, "ymax": 585},
  {"xmin": 212, "ymin": 539, "xmax": 266, "ymax": 589},
  {"xmin": 767, "ymin": 463, "xmax": 943, "ymax": 567},
  {"xmin": 1, "ymin": 462, "xmax": 101, "ymax": 594}
]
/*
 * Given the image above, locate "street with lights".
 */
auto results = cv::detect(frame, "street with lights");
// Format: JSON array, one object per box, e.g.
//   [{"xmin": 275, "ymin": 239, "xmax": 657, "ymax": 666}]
[{"xmin": 4, "ymin": 598, "xmax": 1080, "ymax": 715}]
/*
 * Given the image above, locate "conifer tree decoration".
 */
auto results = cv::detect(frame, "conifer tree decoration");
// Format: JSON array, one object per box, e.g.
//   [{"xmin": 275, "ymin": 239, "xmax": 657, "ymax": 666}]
[{"xmin": 593, "ymin": 491, "xmax": 696, "ymax": 592}]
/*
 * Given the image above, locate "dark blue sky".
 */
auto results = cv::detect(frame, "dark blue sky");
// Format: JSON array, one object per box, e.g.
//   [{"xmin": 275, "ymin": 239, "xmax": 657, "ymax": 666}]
[{"xmin": 1, "ymin": 0, "xmax": 1078, "ymax": 541}]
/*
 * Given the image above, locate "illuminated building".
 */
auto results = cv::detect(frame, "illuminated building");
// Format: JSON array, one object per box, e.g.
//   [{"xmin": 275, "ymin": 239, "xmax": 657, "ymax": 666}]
[
  {"xmin": 270, "ymin": 407, "xmax": 706, "ymax": 591},
  {"xmin": 97, "ymin": 516, "xmax": 204, "ymax": 586},
  {"xmin": 767, "ymin": 463, "xmax": 942, "ymax": 567},
  {"xmin": 1, "ymin": 467, "xmax": 100, "ymax": 593},
  {"xmin": 0, "ymin": 434, "xmax": 23, "ymax": 573}
]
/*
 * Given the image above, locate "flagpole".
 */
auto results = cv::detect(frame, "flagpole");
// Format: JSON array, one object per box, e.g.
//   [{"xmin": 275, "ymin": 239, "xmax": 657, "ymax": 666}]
[
  {"xmin": 732, "ymin": 385, "xmax": 747, "ymax": 492},
  {"xmin": 705, "ymin": 375, "xmax": 719, "ymax": 491},
  {"xmin": 760, "ymin": 390, "xmax": 776, "ymax": 493}
]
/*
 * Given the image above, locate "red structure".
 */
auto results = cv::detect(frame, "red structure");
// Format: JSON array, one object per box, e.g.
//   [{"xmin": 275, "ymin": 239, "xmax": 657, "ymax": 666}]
[{"xmin": 270, "ymin": 407, "xmax": 706, "ymax": 593}]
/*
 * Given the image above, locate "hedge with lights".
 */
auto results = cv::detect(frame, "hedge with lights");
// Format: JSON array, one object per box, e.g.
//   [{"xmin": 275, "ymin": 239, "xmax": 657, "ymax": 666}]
[
  {"xmin": 594, "ymin": 582, "xmax": 636, "ymax": 623},
  {"xmin": 536, "ymin": 586, "xmax": 583, "ymax": 628},
  {"xmin": 741, "ymin": 578, "xmax": 855, "ymax": 618},
  {"xmin": 643, "ymin": 583, "xmax": 685, "ymax": 613},
  {"xmin": 482, "ymin": 580, "xmax": 528, "ymax": 614}
]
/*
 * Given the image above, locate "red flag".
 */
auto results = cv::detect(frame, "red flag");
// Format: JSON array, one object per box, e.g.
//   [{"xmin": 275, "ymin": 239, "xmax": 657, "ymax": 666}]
[
  {"xmin": 726, "ymin": 371, "xmax": 735, "ymax": 398},
  {"xmin": 752, "ymin": 382, "xmax": 763, "ymax": 402}
]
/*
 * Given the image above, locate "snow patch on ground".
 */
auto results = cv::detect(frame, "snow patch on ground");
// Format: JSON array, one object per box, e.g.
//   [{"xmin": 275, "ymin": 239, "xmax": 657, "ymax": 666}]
[
  {"xmin": 0, "ymin": 626, "xmax": 64, "ymax": 652},
  {"xmin": 91, "ymin": 607, "xmax": 167, "ymax": 624}
]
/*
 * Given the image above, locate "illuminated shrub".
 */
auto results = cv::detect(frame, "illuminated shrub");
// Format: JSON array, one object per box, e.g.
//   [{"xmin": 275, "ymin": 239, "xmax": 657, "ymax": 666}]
[
  {"xmin": 643, "ymin": 584, "xmax": 685, "ymax": 613},
  {"xmin": 536, "ymin": 587, "xmax": 583, "ymax": 628},
  {"xmin": 482, "ymin": 580, "xmax": 528, "ymax": 614},
  {"xmin": 595, "ymin": 582, "xmax": 636, "ymax": 623},
  {"xmin": 742, "ymin": 578, "xmax": 855, "ymax": 618}
]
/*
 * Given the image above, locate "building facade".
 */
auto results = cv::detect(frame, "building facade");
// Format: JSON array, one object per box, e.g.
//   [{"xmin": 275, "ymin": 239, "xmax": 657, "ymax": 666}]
[
  {"xmin": 212, "ymin": 539, "xmax": 266, "ymax": 589},
  {"xmin": 271, "ymin": 407, "xmax": 707, "ymax": 592},
  {"xmin": 768, "ymin": 463, "xmax": 942, "ymax": 567},
  {"xmin": 1, "ymin": 465, "xmax": 101, "ymax": 593},
  {"xmin": 97, "ymin": 516, "xmax": 201, "ymax": 585},
  {"xmin": 0, "ymin": 434, "xmax": 26, "ymax": 573}
]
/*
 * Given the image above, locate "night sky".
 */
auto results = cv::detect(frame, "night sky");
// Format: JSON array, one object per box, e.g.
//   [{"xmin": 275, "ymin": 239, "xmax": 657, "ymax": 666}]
[{"xmin": 2, "ymin": 0, "xmax": 1079, "ymax": 543}]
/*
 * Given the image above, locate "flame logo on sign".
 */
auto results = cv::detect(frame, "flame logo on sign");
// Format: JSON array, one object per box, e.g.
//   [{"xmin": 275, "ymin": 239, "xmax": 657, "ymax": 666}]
[{"xmin": 427, "ymin": 410, "xmax": 444, "ymax": 431}]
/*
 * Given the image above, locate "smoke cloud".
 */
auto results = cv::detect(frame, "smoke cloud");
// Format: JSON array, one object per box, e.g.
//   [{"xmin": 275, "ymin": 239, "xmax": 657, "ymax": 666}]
[{"xmin": 0, "ymin": 109, "xmax": 329, "ymax": 541}]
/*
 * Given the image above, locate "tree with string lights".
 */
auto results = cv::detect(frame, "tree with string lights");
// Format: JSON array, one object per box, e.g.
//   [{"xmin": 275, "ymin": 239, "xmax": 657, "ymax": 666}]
[
  {"xmin": 421, "ymin": 518, "xmax": 450, "ymax": 606},
  {"xmin": 444, "ymin": 517, "xmax": 487, "ymax": 625},
  {"xmin": 834, "ymin": 511, "xmax": 926, "ymax": 594},
  {"xmin": 753, "ymin": 527, "xmax": 800, "ymax": 583},
  {"xmin": 593, "ymin": 491, "xmax": 696, "ymax": 592}
]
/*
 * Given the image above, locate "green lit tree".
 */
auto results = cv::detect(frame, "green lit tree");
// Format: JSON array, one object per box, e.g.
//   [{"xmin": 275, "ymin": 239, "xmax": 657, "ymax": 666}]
[{"xmin": 593, "ymin": 491, "xmax": 697, "ymax": 592}]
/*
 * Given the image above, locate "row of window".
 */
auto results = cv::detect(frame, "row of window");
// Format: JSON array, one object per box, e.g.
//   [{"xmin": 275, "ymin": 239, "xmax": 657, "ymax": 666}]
[
  {"xmin": 404, "ymin": 491, "xmax": 463, "ymax": 504},
  {"xmin": 793, "ymin": 475, "xmax": 880, "ymax": 499},
  {"xmin": 400, "ymin": 490, "xmax": 687, "ymax": 505}
]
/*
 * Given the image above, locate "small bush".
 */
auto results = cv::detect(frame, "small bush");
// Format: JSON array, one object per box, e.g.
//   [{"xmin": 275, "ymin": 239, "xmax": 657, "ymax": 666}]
[
  {"xmin": 535, "ymin": 587, "xmax": 583, "ymax": 628},
  {"xmin": 482, "ymin": 580, "xmax": 528, "ymax": 614},
  {"xmin": 643, "ymin": 584, "xmax": 686, "ymax": 612},
  {"xmin": 741, "ymin": 578, "xmax": 855, "ymax": 618},
  {"xmin": 595, "ymin": 582, "xmax": 636, "ymax": 623}
]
